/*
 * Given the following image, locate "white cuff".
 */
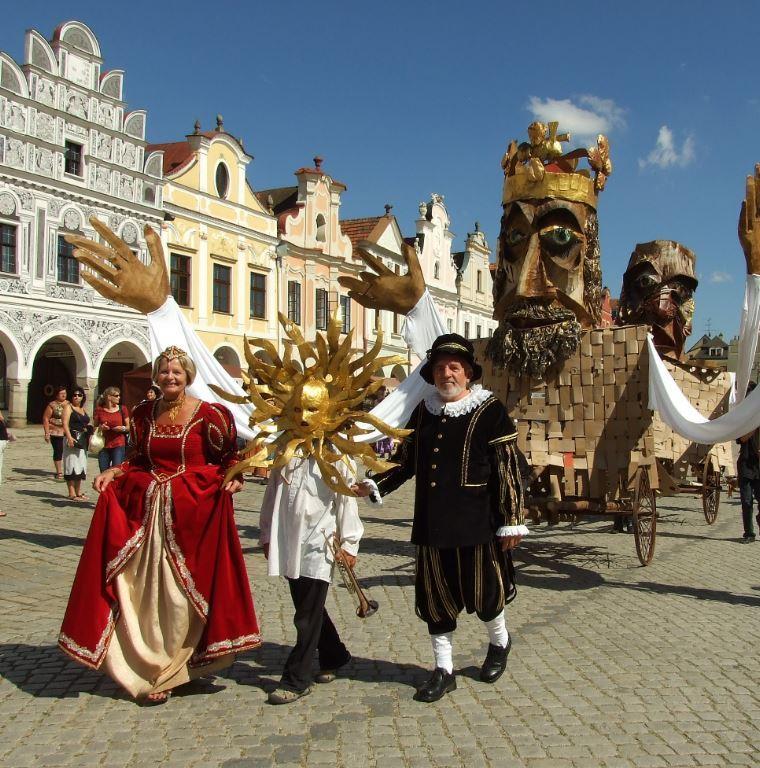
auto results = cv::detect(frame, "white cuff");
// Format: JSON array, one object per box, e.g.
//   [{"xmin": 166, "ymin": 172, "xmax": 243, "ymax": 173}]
[
  {"xmin": 339, "ymin": 540, "xmax": 360, "ymax": 557},
  {"xmin": 361, "ymin": 478, "xmax": 382, "ymax": 505},
  {"xmin": 496, "ymin": 524, "xmax": 529, "ymax": 537}
]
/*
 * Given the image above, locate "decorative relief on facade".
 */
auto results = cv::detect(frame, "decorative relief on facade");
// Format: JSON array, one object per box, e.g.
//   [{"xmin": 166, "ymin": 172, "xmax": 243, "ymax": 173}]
[
  {"xmin": 47, "ymin": 199, "xmax": 62, "ymax": 217},
  {"xmin": 35, "ymin": 148, "xmax": 55, "ymax": 177},
  {"xmin": 123, "ymin": 112, "xmax": 145, "ymax": 139},
  {"xmin": 64, "ymin": 89, "xmax": 88, "ymax": 119},
  {"xmin": 121, "ymin": 222, "xmax": 138, "ymax": 244},
  {"xmin": 62, "ymin": 28, "xmax": 93, "ymax": 54},
  {"xmin": 63, "ymin": 209, "xmax": 82, "ymax": 231},
  {"xmin": 0, "ymin": 278, "xmax": 30, "ymax": 294},
  {"xmin": 108, "ymin": 214, "xmax": 122, "ymax": 231},
  {"xmin": 45, "ymin": 284, "xmax": 89, "ymax": 302},
  {"xmin": 101, "ymin": 76, "xmax": 120, "ymax": 99},
  {"xmin": 17, "ymin": 190, "xmax": 32, "ymax": 211},
  {"xmin": 121, "ymin": 142, "xmax": 136, "ymax": 168},
  {"xmin": 5, "ymin": 102, "xmax": 26, "ymax": 132},
  {"xmin": 5, "ymin": 139, "xmax": 25, "ymax": 169},
  {"xmin": 36, "ymin": 112, "xmax": 56, "ymax": 142},
  {"xmin": 35, "ymin": 78, "xmax": 56, "ymax": 107},
  {"xmin": 119, "ymin": 175, "xmax": 134, "ymax": 201},
  {"xmin": 97, "ymin": 102, "xmax": 114, "ymax": 128},
  {"xmin": 65, "ymin": 121, "xmax": 87, "ymax": 139},
  {"xmin": 66, "ymin": 55, "xmax": 91, "ymax": 88},
  {"xmin": 0, "ymin": 193, "xmax": 16, "ymax": 216},
  {"xmin": 95, "ymin": 132, "xmax": 112, "ymax": 160},
  {"xmin": 94, "ymin": 166, "xmax": 111, "ymax": 193}
]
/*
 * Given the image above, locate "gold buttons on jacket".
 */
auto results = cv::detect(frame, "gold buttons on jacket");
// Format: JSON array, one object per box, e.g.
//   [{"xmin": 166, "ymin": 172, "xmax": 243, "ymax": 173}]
[
  {"xmin": 441, "ymin": 417, "xmax": 447, "ymax": 423},
  {"xmin": 430, "ymin": 481, "xmax": 437, "ymax": 487},
  {"xmin": 436, "ymin": 433, "xmax": 443, "ymax": 439},
  {"xmin": 433, "ymin": 447, "xmax": 439, "ymax": 453},
  {"xmin": 431, "ymin": 464, "xmax": 438, "ymax": 469}
]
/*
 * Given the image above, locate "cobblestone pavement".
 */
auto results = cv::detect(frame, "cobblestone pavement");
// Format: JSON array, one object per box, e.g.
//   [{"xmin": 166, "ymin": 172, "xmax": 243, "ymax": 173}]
[{"xmin": 1, "ymin": 426, "xmax": 759, "ymax": 767}]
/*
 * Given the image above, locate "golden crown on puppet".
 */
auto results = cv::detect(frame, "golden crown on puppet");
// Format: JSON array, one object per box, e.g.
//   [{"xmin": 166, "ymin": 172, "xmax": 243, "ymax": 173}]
[
  {"xmin": 501, "ymin": 120, "xmax": 612, "ymax": 209},
  {"xmin": 210, "ymin": 308, "xmax": 411, "ymax": 496}
]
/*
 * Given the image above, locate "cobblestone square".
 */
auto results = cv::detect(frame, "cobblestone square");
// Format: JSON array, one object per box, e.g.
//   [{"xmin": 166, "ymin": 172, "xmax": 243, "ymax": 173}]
[{"xmin": 1, "ymin": 428, "xmax": 759, "ymax": 767}]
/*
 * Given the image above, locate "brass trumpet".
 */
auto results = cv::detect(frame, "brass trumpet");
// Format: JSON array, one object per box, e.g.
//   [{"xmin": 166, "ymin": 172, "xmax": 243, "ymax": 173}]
[{"xmin": 323, "ymin": 530, "xmax": 378, "ymax": 618}]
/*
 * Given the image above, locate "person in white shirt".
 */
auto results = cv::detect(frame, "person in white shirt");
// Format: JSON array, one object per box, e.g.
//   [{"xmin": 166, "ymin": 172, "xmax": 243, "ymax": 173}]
[{"xmin": 260, "ymin": 456, "xmax": 364, "ymax": 704}]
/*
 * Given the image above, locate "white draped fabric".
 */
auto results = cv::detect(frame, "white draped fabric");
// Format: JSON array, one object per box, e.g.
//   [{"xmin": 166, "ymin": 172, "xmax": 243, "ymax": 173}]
[
  {"xmin": 147, "ymin": 291, "xmax": 445, "ymax": 443},
  {"xmin": 734, "ymin": 274, "xmax": 760, "ymax": 404}
]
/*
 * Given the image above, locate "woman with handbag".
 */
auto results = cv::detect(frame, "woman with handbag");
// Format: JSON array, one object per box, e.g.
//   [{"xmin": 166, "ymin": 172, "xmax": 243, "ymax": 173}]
[
  {"xmin": 62, "ymin": 387, "xmax": 91, "ymax": 501},
  {"xmin": 42, "ymin": 385, "xmax": 68, "ymax": 480},
  {"xmin": 93, "ymin": 387, "xmax": 130, "ymax": 471}
]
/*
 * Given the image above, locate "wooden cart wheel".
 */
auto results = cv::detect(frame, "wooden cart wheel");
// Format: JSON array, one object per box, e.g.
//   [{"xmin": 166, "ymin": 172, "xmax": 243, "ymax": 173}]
[
  {"xmin": 701, "ymin": 451, "xmax": 721, "ymax": 525},
  {"xmin": 632, "ymin": 468, "xmax": 657, "ymax": 566}
]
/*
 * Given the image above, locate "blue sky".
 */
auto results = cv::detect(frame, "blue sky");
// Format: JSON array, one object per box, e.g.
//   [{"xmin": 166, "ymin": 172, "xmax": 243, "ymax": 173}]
[{"xmin": 4, "ymin": 1, "xmax": 759, "ymax": 339}]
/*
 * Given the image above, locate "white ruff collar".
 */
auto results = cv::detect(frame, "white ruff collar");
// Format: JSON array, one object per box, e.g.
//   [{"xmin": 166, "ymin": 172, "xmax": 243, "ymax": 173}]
[{"xmin": 423, "ymin": 384, "xmax": 493, "ymax": 417}]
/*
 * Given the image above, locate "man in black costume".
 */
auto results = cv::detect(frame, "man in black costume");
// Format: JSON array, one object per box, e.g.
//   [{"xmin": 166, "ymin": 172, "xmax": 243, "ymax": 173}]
[{"xmin": 357, "ymin": 334, "xmax": 526, "ymax": 702}]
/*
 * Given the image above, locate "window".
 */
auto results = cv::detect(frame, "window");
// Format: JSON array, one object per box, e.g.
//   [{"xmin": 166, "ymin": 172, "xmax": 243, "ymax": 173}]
[
  {"xmin": 339, "ymin": 295, "xmax": 351, "ymax": 334},
  {"xmin": 315, "ymin": 287, "xmax": 328, "ymax": 330},
  {"xmin": 287, "ymin": 280, "xmax": 301, "ymax": 325},
  {"xmin": 0, "ymin": 224, "xmax": 17, "ymax": 274},
  {"xmin": 213, "ymin": 264, "xmax": 232, "ymax": 313},
  {"xmin": 315, "ymin": 214, "xmax": 326, "ymax": 243},
  {"xmin": 215, "ymin": 163, "xmax": 229, "ymax": 198},
  {"xmin": 447, "ymin": 318, "xmax": 453, "ymax": 333},
  {"xmin": 57, "ymin": 235, "xmax": 79, "ymax": 283},
  {"xmin": 170, "ymin": 253, "xmax": 191, "ymax": 307},
  {"xmin": 434, "ymin": 261, "xmax": 440, "ymax": 280},
  {"xmin": 250, "ymin": 272, "xmax": 266, "ymax": 319},
  {"xmin": 464, "ymin": 321, "xmax": 470, "ymax": 339},
  {"xmin": 477, "ymin": 270, "xmax": 483, "ymax": 293},
  {"xmin": 476, "ymin": 325, "xmax": 482, "ymax": 338},
  {"xmin": 64, "ymin": 141, "xmax": 83, "ymax": 176}
]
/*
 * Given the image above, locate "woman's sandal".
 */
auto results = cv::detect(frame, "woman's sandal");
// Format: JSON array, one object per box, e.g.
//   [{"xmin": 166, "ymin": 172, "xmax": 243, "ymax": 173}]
[
  {"xmin": 55, "ymin": 473, "xmax": 64, "ymax": 481},
  {"xmin": 75, "ymin": 494, "xmax": 89, "ymax": 501}
]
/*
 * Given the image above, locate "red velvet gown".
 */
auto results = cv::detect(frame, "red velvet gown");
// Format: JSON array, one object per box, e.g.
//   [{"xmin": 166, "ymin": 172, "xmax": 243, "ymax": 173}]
[{"xmin": 59, "ymin": 400, "xmax": 260, "ymax": 696}]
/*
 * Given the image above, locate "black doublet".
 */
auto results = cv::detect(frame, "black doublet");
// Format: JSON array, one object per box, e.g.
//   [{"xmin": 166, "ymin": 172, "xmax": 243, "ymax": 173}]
[{"xmin": 373, "ymin": 391, "xmax": 522, "ymax": 548}]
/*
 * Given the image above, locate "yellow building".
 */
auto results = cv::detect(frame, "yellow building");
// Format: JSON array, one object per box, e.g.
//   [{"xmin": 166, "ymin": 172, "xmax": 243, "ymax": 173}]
[{"xmin": 147, "ymin": 117, "xmax": 278, "ymax": 371}]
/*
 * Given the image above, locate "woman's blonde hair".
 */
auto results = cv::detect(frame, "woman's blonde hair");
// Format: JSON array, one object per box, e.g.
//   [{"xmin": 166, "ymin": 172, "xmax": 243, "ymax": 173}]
[
  {"xmin": 151, "ymin": 347, "xmax": 196, "ymax": 386},
  {"xmin": 97, "ymin": 386, "xmax": 121, "ymax": 407}
]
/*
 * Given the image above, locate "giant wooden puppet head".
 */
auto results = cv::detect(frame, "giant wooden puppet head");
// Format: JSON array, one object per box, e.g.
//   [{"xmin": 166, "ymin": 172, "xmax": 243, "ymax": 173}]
[
  {"xmin": 617, "ymin": 240, "xmax": 697, "ymax": 359},
  {"xmin": 488, "ymin": 122, "xmax": 612, "ymax": 378}
]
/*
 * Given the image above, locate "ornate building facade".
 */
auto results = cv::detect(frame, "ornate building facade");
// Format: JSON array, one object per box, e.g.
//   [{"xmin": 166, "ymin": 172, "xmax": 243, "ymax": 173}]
[
  {"xmin": 0, "ymin": 21, "xmax": 162, "ymax": 424},
  {"xmin": 148, "ymin": 118, "xmax": 278, "ymax": 372}
]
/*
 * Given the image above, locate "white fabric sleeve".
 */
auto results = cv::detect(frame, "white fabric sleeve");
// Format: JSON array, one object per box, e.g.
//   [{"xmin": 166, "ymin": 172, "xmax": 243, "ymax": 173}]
[
  {"xmin": 336, "ymin": 495, "xmax": 364, "ymax": 556},
  {"xmin": 496, "ymin": 524, "xmax": 530, "ymax": 537},
  {"xmin": 258, "ymin": 472, "xmax": 277, "ymax": 546},
  {"xmin": 648, "ymin": 333, "xmax": 760, "ymax": 443},
  {"xmin": 146, "ymin": 297, "xmax": 255, "ymax": 440},
  {"xmin": 356, "ymin": 289, "xmax": 444, "ymax": 442},
  {"xmin": 360, "ymin": 478, "xmax": 382, "ymax": 505},
  {"xmin": 734, "ymin": 274, "xmax": 760, "ymax": 404}
]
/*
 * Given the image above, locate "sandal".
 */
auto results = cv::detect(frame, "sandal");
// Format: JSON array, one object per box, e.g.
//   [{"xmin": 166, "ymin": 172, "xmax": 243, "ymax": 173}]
[
  {"xmin": 75, "ymin": 494, "xmax": 89, "ymax": 501},
  {"xmin": 55, "ymin": 473, "xmax": 64, "ymax": 481}
]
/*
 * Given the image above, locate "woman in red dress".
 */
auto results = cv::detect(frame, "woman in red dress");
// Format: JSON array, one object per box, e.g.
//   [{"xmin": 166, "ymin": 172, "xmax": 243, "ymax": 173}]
[{"xmin": 59, "ymin": 346, "xmax": 260, "ymax": 704}]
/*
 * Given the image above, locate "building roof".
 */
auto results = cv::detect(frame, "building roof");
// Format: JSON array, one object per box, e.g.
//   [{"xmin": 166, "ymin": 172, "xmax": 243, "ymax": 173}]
[
  {"xmin": 146, "ymin": 140, "xmax": 194, "ymax": 176},
  {"xmin": 255, "ymin": 186, "xmax": 298, "ymax": 215},
  {"xmin": 340, "ymin": 216, "xmax": 383, "ymax": 250},
  {"xmin": 687, "ymin": 334, "xmax": 728, "ymax": 354}
]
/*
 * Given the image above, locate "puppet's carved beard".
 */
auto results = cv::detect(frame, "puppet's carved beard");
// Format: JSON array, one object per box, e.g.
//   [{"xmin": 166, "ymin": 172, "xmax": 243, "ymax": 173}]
[{"xmin": 487, "ymin": 305, "xmax": 582, "ymax": 379}]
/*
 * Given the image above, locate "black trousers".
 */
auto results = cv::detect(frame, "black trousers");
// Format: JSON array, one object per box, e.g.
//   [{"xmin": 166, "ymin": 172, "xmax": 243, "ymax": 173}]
[
  {"xmin": 281, "ymin": 576, "xmax": 351, "ymax": 692},
  {"xmin": 415, "ymin": 541, "xmax": 516, "ymax": 635},
  {"xmin": 739, "ymin": 473, "xmax": 760, "ymax": 537}
]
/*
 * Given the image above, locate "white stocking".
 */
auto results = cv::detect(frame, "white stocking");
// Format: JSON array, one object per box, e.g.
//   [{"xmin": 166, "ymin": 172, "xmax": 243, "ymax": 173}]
[
  {"xmin": 483, "ymin": 610, "xmax": 509, "ymax": 648},
  {"xmin": 430, "ymin": 632, "xmax": 453, "ymax": 673}
]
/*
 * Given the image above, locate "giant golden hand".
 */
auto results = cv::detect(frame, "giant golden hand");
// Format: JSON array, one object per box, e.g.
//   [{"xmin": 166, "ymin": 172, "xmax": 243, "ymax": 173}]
[
  {"xmin": 739, "ymin": 164, "xmax": 760, "ymax": 275},
  {"xmin": 338, "ymin": 241, "xmax": 425, "ymax": 315},
  {"xmin": 65, "ymin": 218, "xmax": 170, "ymax": 314}
]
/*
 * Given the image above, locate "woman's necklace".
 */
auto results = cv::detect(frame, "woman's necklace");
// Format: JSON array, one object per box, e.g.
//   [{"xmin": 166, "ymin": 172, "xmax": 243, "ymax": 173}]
[{"xmin": 163, "ymin": 393, "xmax": 186, "ymax": 424}]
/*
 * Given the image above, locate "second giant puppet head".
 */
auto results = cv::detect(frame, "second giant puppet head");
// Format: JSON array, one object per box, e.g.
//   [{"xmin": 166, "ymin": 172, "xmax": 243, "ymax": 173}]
[
  {"xmin": 488, "ymin": 122, "xmax": 612, "ymax": 378},
  {"xmin": 617, "ymin": 240, "xmax": 698, "ymax": 359}
]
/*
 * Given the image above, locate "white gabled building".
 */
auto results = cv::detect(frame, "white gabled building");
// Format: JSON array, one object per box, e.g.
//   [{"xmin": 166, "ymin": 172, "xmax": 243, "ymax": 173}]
[{"xmin": 0, "ymin": 20, "xmax": 163, "ymax": 425}]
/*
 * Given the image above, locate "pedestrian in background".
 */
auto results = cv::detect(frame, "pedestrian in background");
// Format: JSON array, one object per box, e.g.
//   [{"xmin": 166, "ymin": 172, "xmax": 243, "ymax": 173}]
[
  {"xmin": 42, "ymin": 385, "xmax": 68, "ymax": 480},
  {"xmin": 737, "ymin": 381, "xmax": 760, "ymax": 542},
  {"xmin": 62, "ymin": 387, "xmax": 91, "ymax": 502},
  {"xmin": 0, "ymin": 410, "xmax": 9, "ymax": 517},
  {"xmin": 93, "ymin": 387, "xmax": 130, "ymax": 471},
  {"xmin": 145, "ymin": 384, "xmax": 160, "ymax": 402}
]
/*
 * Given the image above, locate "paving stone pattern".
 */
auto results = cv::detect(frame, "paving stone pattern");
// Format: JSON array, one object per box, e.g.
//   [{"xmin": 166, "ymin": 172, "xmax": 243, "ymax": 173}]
[{"xmin": 1, "ymin": 427, "xmax": 759, "ymax": 767}]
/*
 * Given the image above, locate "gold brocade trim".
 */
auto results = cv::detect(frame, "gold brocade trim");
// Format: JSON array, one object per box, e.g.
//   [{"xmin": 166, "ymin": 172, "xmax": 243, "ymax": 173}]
[
  {"xmin": 207, "ymin": 404, "xmax": 231, "ymax": 438},
  {"xmin": 161, "ymin": 483, "xmax": 210, "ymax": 618},
  {"xmin": 58, "ymin": 611, "xmax": 117, "ymax": 670},
  {"xmin": 488, "ymin": 432, "xmax": 518, "ymax": 446},
  {"xmin": 208, "ymin": 423, "xmax": 224, "ymax": 453},
  {"xmin": 105, "ymin": 482, "xmax": 157, "ymax": 583},
  {"xmin": 455, "ymin": 548, "xmax": 465, "ymax": 605},
  {"xmin": 490, "ymin": 540, "xmax": 505, "ymax": 609},
  {"xmin": 461, "ymin": 397, "xmax": 498, "ymax": 487},
  {"xmin": 430, "ymin": 548, "xmax": 459, "ymax": 620},
  {"xmin": 193, "ymin": 632, "xmax": 262, "ymax": 664},
  {"xmin": 420, "ymin": 547, "xmax": 440, "ymax": 623},
  {"xmin": 475, "ymin": 544, "xmax": 483, "ymax": 613},
  {"xmin": 503, "ymin": 171, "xmax": 597, "ymax": 208}
]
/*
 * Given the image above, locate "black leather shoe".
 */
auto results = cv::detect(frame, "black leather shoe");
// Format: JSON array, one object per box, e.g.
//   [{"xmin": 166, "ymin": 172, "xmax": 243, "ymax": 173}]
[
  {"xmin": 413, "ymin": 668, "xmax": 456, "ymax": 703},
  {"xmin": 480, "ymin": 636, "xmax": 512, "ymax": 683}
]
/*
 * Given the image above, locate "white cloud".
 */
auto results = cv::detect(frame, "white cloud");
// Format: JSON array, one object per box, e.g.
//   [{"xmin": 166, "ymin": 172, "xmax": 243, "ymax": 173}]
[
  {"xmin": 638, "ymin": 126, "xmax": 696, "ymax": 169},
  {"xmin": 709, "ymin": 271, "xmax": 733, "ymax": 284},
  {"xmin": 526, "ymin": 95, "xmax": 626, "ymax": 141}
]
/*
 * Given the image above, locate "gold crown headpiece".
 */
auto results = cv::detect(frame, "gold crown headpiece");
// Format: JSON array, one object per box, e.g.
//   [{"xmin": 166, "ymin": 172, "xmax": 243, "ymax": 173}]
[
  {"xmin": 159, "ymin": 345, "xmax": 188, "ymax": 360},
  {"xmin": 501, "ymin": 121, "xmax": 612, "ymax": 209}
]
